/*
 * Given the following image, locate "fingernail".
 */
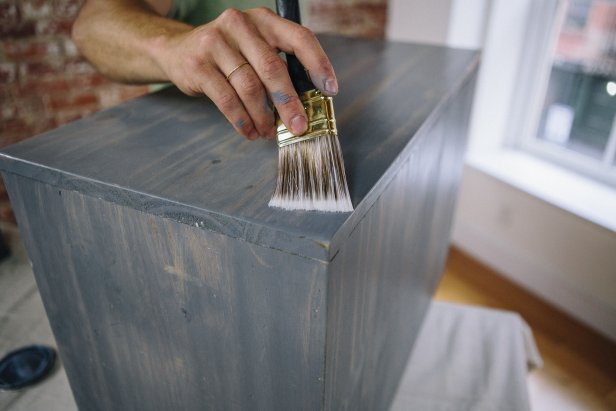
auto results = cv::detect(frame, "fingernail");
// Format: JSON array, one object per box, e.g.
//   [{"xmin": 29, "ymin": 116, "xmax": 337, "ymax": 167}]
[
  {"xmin": 324, "ymin": 78, "xmax": 338, "ymax": 95},
  {"xmin": 291, "ymin": 115, "xmax": 307, "ymax": 135},
  {"xmin": 248, "ymin": 129, "xmax": 259, "ymax": 140}
]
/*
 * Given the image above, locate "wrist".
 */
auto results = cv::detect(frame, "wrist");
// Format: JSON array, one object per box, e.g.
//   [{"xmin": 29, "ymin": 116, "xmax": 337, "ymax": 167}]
[{"xmin": 145, "ymin": 21, "xmax": 193, "ymax": 82}]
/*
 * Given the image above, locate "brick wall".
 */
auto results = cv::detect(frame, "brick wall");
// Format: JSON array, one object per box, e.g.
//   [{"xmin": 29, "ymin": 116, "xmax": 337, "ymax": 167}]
[
  {"xmin": 309, "ymin": 0, "xmax": 388, "ymax": 39},
  {"xmin": 0, "ymin": 0, "xmax": 387, "ymax": 232},
  {"xmin": 0, "ymin": 0, "xmax": 149, "ymax": 227}
]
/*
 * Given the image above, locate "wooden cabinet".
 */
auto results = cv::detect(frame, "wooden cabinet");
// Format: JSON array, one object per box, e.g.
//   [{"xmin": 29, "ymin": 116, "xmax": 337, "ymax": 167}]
[{"xmin": 0, "ymin": 36, "xmax": 478, "ymax": 411}]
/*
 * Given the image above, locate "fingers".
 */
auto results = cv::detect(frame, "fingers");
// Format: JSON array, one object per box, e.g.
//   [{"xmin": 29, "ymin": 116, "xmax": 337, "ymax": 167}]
[
  {"xmin": 199, "ymin": 67, "xmax": 259, "ymax": 140},
  {"xmin": 175, "ymin": 7, "xmax": 337, "ymax": 140},
  {"xmin": 216, "ymin": 8, "xmax": 308, "ymax": 136},
  {"xmin": 247, "ymin": 7, "xmax": 338, "ymax": 96},
  {"xmin": 215, "ymin": 47, "xmax": 276, "ymax": 138}
]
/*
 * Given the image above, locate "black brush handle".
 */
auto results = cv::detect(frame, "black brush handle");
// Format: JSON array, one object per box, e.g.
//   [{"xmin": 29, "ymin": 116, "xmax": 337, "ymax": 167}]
[{"xmin": 276, "ymin": 0, "xmax": 315, "ymax": 94}]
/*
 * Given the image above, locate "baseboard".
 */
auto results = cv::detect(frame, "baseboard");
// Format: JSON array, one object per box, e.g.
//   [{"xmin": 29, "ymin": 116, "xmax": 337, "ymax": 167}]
[{"xmin": 451, "ymin": 165, "xmax": 616, "ymax": 342}]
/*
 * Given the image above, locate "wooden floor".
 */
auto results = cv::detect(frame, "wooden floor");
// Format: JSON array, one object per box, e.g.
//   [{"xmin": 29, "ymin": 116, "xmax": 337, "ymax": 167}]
[
  {"xmin": 436, "ymin": 247, "xmax": 616, "ymax": 411},
  {"xmin": 1, "ymin": 231, "xmax": 615, "ymax": 410}
]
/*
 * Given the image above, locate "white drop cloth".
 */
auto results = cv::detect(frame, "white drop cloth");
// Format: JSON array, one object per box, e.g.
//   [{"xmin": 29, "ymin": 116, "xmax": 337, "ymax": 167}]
[{"xmin": 390, "ymin": 301, "xmax": 542, "ymax": 411}]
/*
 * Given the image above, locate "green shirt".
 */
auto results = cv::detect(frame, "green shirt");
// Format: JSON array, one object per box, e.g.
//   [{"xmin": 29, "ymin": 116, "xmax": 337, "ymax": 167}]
[{"xmin": 168, "ymin": 0, "xmax": 276, "ymax": 26}]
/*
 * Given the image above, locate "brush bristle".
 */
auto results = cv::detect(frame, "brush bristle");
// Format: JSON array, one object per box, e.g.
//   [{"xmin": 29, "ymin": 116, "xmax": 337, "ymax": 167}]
[{"xmin": 269, "ymin": 134, "xmax": 353, "ymax": 212}]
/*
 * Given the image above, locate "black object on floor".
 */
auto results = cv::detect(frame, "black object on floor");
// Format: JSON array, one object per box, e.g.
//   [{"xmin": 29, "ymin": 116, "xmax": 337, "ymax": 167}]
[
  {"xmin": 0, "ymin": 234, "xmax": 10, "ymax": 262},
  {"xmin": 0, "ymin": 345, "xmax": 56, "ymax": 390}
]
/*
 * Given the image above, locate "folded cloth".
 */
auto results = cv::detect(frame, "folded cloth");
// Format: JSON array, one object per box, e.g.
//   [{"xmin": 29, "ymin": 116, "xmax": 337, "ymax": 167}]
[{"xmin": 390, "ymin": 301, "xmax": 542, "ymax": 411}]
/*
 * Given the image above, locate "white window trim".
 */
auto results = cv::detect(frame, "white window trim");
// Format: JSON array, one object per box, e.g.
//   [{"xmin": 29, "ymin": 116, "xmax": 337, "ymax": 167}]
[
  {"xmin": 386, "ymin": 0, "xmax": 616, "ymax": 341},
  {"xmin": 507, "ymin": 0, "xmax": 616, "ymax": 186},
  {"xmin": 465, "ymin": 0, "xmax": 616, "ymax": 233}
]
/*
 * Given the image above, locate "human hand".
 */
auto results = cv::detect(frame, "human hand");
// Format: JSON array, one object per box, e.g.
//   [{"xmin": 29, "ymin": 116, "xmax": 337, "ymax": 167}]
[{"xmin": 153, "ymin": 7, "xmax": 338, "ymax": 140}]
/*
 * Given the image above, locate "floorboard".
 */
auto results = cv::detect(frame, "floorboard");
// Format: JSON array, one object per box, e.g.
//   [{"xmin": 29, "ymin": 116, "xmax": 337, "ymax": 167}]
[{"xmin": 435, "ymin": 247, "xmax": 616, "ymax": 411}]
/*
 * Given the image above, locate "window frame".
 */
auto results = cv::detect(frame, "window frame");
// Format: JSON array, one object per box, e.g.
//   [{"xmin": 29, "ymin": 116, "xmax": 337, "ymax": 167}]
[{"xmin": 506, "ymin": 0, "xmax": 616, "ymax": 187}]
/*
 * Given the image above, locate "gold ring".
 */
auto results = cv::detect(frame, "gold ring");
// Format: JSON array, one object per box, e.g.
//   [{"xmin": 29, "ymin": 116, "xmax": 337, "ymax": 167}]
[{"xmin": 225, "ymin": 61, "xmax": 250, "ymax": 81}]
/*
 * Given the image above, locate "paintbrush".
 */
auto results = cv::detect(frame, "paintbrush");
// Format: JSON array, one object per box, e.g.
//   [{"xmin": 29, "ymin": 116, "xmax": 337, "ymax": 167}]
[{"xmin": 269, "ymin": 0, "xmax": 352, "ymax": 212}]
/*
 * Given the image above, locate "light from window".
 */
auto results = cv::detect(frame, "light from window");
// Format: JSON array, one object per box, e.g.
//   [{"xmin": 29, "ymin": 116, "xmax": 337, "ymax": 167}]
[{"xmin": 533, "ymin": 0, "xmax": 616, "ymax": 178}]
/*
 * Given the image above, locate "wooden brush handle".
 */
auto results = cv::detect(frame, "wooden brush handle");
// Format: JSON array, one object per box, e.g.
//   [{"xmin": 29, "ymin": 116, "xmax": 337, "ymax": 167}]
[{"xmin": 276, "ymin": 0, "xmax": 316, "ymax": 94}]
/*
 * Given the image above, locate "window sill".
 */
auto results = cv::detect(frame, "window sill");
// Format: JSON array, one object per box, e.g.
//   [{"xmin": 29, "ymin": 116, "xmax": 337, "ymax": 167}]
[{"xmin": 465, "ymin": 148, "xmax": 616, "ymax": 233}]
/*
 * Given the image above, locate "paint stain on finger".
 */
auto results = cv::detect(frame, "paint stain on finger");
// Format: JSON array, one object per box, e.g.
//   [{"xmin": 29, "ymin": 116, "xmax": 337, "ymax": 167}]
[{"xmin": 271, "ymin": 91, "xmax": 291, "ymax": 105}]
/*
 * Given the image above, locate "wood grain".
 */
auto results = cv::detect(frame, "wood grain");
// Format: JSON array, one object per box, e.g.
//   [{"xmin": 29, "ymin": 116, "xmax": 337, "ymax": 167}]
[
  {"xmin": 0, "ymin": 35, "xmax": 479, "ymax": 262},
  {"xmin": 324, "ymin": 71, "xmax": 476, "ymax": 411},
  {"xmin": 4, "ymin": 174, "xmax": 327, "ymax": 411},
  {"xmin": 0, "ymin": 35, "xmax": 479, "ymax": 410}
]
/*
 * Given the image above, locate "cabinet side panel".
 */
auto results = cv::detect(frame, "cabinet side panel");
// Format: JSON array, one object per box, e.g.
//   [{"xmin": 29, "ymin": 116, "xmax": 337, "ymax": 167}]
[
  {"xmin": 3, "ymin": 173, "xmax": 327, "ymax": 411},
  {"xmin": 325, "ymin": 72, "xmax": 477, "ymax": 411}
]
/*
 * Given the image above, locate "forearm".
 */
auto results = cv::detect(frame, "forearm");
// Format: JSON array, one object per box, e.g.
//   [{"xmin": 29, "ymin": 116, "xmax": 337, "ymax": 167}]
[
  {"xmin": 72, "ymin": 3, "xmax": 339, "ymax": 141},
  {"xmin": 72, "ymin": 0, "xmax": 192, "ymax": 83}
]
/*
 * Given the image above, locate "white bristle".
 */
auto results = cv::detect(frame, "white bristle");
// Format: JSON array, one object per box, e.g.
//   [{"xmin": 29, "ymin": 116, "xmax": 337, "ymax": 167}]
[{"xmin": 269, "ymin": 134, "xmax": 353, "ymax": 212}]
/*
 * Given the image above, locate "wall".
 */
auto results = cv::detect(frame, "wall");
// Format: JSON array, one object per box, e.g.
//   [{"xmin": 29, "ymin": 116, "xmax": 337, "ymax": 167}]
[
  {"xmin": 0, "ymin": 0, "xmax": 149, "ymax": 226},
  {"xmin": 309, "ymin": 0, "xmax": 388, "ymax": 39},
  {"xmin": 387, "ymin": 0, "xmax": 452, "ymax": 45},
  {"xmin": 387, "ymin": 0, "xmax": 616, "ymax": 341},
  {"xmin": 453, "ymin": 165, "xmax": 616, "ymax": 341}
]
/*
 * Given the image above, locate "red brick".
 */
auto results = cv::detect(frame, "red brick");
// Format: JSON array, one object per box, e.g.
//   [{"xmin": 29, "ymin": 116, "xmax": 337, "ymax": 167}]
[
  {"xmin": 0, "ymin": 20, "xmax": 37, "ymax": 38},
  {"xmin": 0, "ymin": 184, "xmax": 10, "ymax": 201},
  {"xmin": 2, "ymin": 39, "xmax": 61, "ymax": 61},
  {"xmin": 35, "ymin": 18, "xmax": 74, "ymax": 36},
  {"xmin": 1, "ymin": 104, "xmax": 18, "ymax": 121},
  {"xmin": 0, "ymin": 202, "xmax": 17, "ymax": 225},
  {"xmin": 31, "ymin": 118, "xmax": 60, "ymax": 134},
  {"xmin": 0, "ymin": 3, "xmax": 19, "ymax": 21},
  {"xmin": 0, "ymin": 2, "xmax": 38, "ymax": 37},
  {"xmin": 50, "ymin": 0, "xmax": 83, "ymax": 18},
  {"xmin": 48, "ymin": 92, "xmax": 98, "ymax": 110},
  {"xmin": 0, "ymin": 0, "xmax": 143, "ymax": 227},
  {"xmin": 0, "ymin": 118, "xmax": 30, "ymax": 133},
  {"xmin": 19, "ymin": 77, "xmax": 72, "ymax": 95},
  {"xmin": 588, "ymin": 2, "xmax": 616, "ymax": 30},
  {"xmin": 64, "ymin": 57, "xmax": 97, "ymax": 75},
  {"xmin": 19, "ymin": 59, "xmax": 62, "ymax": 78},
  {"xmin": 16, "ymin": 73, "xmax": 110, "ymax": 96},
  {"xmin": 17, "ymin": 56, "xmax": 93, "ymax": 79},
  {"xmin": 21, "ymin": 0, "xmax": 52, "ymax": 19},
  {"xmin": 308, "ymin": 3, "xmax": 388, "ymax": 39},
  {"xmin": 61, "ymin": 37, "xmax": 80, "ymax": 57},
  {"xmin": 0, "ymin": 63, "xmax": 17, "ymax": 83}
]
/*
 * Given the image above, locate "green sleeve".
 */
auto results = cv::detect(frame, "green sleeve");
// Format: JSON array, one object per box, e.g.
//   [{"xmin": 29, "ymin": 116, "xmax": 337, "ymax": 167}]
[{"xmin": 167, "ymin": 0, "xmax": 276, "ymax": 26}]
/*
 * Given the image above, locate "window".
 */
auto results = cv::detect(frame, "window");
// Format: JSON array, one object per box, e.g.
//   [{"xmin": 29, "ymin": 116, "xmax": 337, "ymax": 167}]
[{"xmin": 513, "ymin": 0, "xmax": 616, "ymax": 187}]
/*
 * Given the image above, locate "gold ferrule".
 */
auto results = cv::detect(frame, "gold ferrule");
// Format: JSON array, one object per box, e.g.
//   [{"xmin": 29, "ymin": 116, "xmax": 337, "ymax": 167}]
[{"xmin": 275, "ymin": 89, "xmax": 337, "ymax": 148}]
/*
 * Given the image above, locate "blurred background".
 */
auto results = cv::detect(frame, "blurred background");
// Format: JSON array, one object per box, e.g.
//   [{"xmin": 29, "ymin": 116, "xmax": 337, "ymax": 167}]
[{"xmin": 1, "ymin": 0, "xmax": 615, "ymax": 410}]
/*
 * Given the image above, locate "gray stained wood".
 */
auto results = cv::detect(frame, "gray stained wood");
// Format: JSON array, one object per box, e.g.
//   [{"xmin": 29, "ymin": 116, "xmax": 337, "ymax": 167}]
[
  {"xmin": 325, "ymin": 74, "xmax": 475, "ymax": 411},
  {"xmin": 0, "ymin": 35, "xmax": 479, "ymax": 262},
  {"xmin": 0, "ymin": 35, "xmax": 478, "ymax": 411},
  {"xmin": 4, "ymin": 174, "xmax": 327, "ymax": 411}
]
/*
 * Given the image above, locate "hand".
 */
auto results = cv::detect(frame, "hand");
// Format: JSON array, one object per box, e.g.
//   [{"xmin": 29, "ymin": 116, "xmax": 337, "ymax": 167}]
[{"xmin": 154, "ymin": 7, "xmax": 339, "ymax": 140}]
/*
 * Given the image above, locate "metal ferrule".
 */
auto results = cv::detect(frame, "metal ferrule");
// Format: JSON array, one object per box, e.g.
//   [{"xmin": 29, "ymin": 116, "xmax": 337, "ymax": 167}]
[{"xmin": 275, "ymin": 89, "xmax": 337, "ymax": 148}]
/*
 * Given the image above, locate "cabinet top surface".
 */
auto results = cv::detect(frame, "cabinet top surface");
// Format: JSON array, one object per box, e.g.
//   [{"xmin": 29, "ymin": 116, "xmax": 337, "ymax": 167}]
[{"xmin": 0, "ymin": 36, "xmax": 478, "ymax": 261}]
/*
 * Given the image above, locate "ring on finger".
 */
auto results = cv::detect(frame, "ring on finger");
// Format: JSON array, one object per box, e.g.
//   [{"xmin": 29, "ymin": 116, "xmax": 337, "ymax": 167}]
[{"xmin": 225, "ymin": 61, "xmax": 250, "ymax": 81}]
